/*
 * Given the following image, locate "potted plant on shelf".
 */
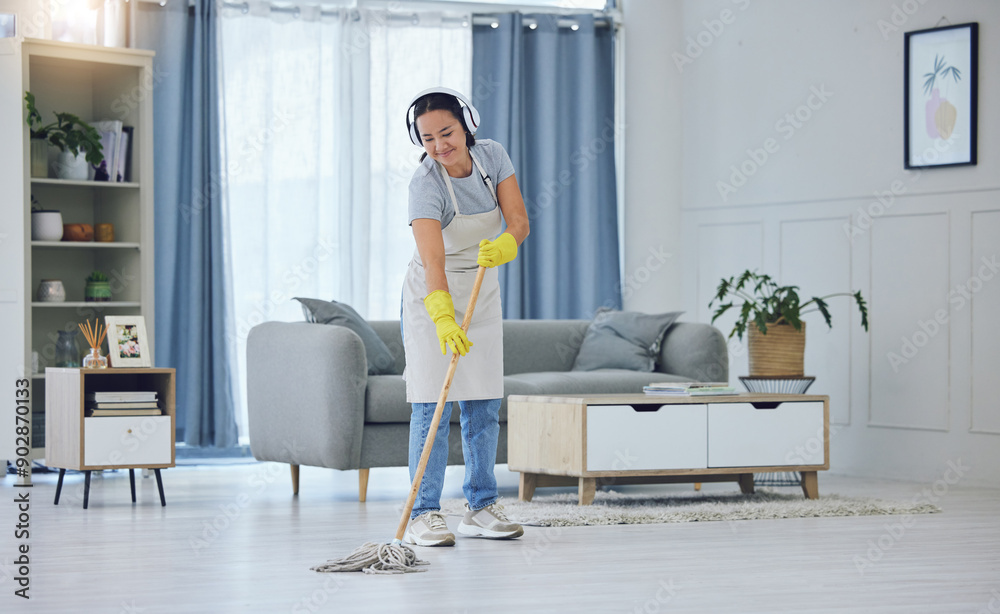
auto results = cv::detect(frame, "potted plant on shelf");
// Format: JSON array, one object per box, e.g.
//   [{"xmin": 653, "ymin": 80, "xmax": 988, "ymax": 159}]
[
  {"xmin": 708, "ymin": 270, "xmax": 869, "ymax": 376},
  {"xmin": 24, "ymin": 91, "xmax": 104, "ymax": 180},
  {"xmin": 84, "ymin": 270, "xmax": 112, "ymax": 303}
]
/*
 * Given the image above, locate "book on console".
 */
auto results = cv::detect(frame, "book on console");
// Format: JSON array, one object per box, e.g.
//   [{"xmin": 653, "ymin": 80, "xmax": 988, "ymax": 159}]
[
  {"xmin": 86, "ymin": 408, "xmax": 162, "ymax": 417},
  {"xmin": 86, "ymin": 391, "xmax": 158, "ymax": 403},
  {"xmin": 643, "ymin": 382, "xmax": 736, "ymax": 396},
  {"xmin": 87, "ymin": 402, "xmax": 160, "ymax": 410}
]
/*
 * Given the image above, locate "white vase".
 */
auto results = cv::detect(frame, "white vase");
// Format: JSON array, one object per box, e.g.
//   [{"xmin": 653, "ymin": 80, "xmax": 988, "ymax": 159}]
[
  {"xmin": 50, "ymin": 149, "xmax": 90, "ymax": 180},
  {"xmin": 30, "ymin": 139, "xmax": 50, "ymax": 177},
  {"xmin": 31, "ymin": 210, "xmax": 64, "ymax": 241}
]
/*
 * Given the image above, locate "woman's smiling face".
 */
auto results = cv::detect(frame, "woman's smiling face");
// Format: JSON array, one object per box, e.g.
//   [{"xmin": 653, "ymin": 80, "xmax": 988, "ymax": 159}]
[{"xmin": 416, "ymin": 109, "xmax": 470, "ymax": 173}]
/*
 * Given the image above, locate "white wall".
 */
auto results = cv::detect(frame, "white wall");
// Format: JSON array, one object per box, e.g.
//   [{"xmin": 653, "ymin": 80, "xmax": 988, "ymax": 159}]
[
  {"xmin": 620, "ymin": 0, "xmax": 684, "ymax": 313},
  {"xmin": 622, "ymin": 0, "xmax": 1000, "ymax": 486},
  {"xmin": 0, "ymin": 0, "xmax": 51, "ymax": 38}
]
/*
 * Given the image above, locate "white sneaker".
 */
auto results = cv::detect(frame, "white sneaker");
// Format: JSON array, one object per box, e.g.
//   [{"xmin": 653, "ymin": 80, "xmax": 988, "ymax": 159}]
[
  {"xmin": 405, "ymin": 511, "xmax": 455, "ymax": 547},
  {"xmin": 457, "ymin": 502, "xmax": 524, "ymax": 539}
]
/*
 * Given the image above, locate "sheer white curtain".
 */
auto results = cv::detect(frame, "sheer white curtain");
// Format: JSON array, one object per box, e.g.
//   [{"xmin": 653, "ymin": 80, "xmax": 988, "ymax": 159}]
[
  {"xmin": 368, "ymin": 13, "xmax": 472, "ymax": 318},
  {"xmin": 220, "ymin": 7, "xmax": 471, "ymax": 441}
]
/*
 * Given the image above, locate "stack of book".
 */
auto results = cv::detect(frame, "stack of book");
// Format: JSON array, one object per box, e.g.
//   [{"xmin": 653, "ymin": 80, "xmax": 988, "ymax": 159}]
[
  {"xmin": 643, "ymin": 382, "xmax": 739, "ymax": 396},
  {"xmin": 85, "ymin": 391, "xmax": 161, "ymax": 417},
  {"xmin": 90, "ymin": 120, "xmax": 134, "ymax": 182}
]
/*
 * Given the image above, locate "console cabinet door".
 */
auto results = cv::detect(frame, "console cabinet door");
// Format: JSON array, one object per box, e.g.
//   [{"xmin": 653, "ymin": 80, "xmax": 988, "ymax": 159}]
[
  {"xmin": 708, "ymin": 401, "xmax": 825, "ymax": 468},
  {"xmin": 587, "ymin": 404, "xmax": 708, "ymax": 471}
]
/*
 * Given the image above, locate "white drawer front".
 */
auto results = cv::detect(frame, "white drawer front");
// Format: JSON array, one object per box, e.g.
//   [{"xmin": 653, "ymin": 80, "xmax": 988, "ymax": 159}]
[
  {"xmin": 587, "ymin": 404, "xmax": 707, "ymax": 471},
  {"xmin": 708, "ymin": 401, "xmax": 825, "ymax": 468},
  {"xmin": 84, "ymin": 416, "xmax": 172, "ymax": 466}
]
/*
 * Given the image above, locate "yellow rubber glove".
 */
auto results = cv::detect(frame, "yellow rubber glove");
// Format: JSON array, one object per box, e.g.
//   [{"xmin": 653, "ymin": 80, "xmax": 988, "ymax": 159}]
[
  {"xmin": 423, "ymin": 290, "xmax": 472, "ymax": 356},
  {"xmin": 477, "ymin": 232, "xmax": 518, "ymax": 268}
]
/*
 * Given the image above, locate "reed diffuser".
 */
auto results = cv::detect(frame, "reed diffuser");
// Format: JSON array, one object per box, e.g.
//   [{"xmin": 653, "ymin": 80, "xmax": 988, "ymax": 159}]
[{"xmin": 79, "ymin": 318, "xmax": 108, "ymax": 369}]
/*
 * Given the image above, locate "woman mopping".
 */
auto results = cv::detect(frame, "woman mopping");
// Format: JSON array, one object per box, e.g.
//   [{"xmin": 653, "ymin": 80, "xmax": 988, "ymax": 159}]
[{"xmin": 400, "ymin": 87, "xmax": 530, "ymax": 546}]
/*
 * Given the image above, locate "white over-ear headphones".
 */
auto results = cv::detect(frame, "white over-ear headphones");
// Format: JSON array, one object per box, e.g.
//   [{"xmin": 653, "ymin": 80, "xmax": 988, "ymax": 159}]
[{"xmin": 405, "ymin": 87, "xmax": 481, "ymax": 147}]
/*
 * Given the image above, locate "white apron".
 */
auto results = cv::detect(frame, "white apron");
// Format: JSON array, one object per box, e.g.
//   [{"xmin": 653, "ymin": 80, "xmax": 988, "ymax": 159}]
[{"xmin": 401, "ymin": 150, "xmax": 504, "ymax": 403}]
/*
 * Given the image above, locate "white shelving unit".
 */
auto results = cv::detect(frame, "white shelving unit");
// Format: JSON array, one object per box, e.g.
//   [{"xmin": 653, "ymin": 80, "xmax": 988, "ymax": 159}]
[{"xmin": 0, "ymin": 38, "xmax": 156, "ymax": 465}]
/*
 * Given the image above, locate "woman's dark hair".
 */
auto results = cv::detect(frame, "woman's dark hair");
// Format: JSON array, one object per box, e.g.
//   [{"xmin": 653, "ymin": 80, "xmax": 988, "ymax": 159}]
[{"xmin": 412, "ymin": 92, "xmax": 476, "ymax": 162}]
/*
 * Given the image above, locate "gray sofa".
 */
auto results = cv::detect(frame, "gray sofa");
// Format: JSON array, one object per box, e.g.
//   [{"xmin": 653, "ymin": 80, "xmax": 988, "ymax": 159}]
[{"xmin": 246, "ymin": 319, "xmax": 728, "ymax": 501}]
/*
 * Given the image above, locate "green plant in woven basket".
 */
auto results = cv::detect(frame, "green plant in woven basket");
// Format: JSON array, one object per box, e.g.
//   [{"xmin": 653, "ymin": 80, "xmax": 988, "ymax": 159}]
[{"xmin": 708, "ymin": 270, "xmax": 869, "ymax": 340}]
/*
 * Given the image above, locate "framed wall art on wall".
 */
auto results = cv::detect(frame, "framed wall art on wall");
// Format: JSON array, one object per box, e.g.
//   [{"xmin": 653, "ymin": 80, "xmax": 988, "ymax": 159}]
[{"xmin": 904, "ymin": 22, "xmax": 978, "ymax": 169}]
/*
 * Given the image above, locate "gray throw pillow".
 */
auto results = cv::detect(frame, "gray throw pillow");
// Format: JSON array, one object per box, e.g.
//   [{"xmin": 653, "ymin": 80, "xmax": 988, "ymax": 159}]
[
  {"xmin": 572, "ymin": 308, "xmax": 684, "ymax": 372},
  {"xmin": 294, "ymin": 297, "xmax": 395, "ymax": 375}
]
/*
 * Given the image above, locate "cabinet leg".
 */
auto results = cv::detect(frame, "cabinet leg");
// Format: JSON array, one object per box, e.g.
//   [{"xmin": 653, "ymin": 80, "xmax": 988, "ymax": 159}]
[
  {"xmin": 737, "ymin": 473, "xmax": 755, "ymax": 495},
  {"xmin": 800, "ymin": 471, "xmax": 819, "ymax": 499},
  {"xmin": 154, "ymin": 469, "xmax": 166, "ymax": 506},
  {"xmin": 519, "ymin": 473, "xmax": 537, "ymax": 502},
  {"xmin": 54, "ymin": 469, "xmax": 66, "ymax": 505},
  {"xmin": 129, "ymin": 469, "xmax": 137, "ymax": 503},
  {"xmin": 578, "ymin": 478, "xmax": 597, "ymax": 506},
  {"xmin": 290, "ymin": 464, "xmax": 300, "ymax": 496},
  {"xmin": 83, "ymin": 471, "xmax": 92, "ymax": 509},
  {"xmin": 358, "ymin": 468, "xmax": 369, "ymax": 503}
]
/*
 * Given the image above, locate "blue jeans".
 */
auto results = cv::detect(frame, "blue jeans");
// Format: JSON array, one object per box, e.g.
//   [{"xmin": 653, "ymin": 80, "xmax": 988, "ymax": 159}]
[{"xmin": 408, "ymin": 398, "xmax": 502, "ymax": 519}]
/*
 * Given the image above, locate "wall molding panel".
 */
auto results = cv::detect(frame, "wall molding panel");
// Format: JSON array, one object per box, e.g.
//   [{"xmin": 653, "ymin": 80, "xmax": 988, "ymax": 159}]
[{"xmin": 970, "ymin": 209, "xmax": 1000, "ymax": 435}]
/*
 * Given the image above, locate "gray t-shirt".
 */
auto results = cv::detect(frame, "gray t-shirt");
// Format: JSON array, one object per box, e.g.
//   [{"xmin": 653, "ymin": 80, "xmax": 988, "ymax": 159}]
[{"xmin": 408, "ymin": 139, "xmax": 515, "ymax": 228}]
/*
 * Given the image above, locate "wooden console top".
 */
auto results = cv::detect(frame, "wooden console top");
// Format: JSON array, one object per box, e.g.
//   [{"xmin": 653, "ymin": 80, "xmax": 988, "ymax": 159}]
[{"xmin": 507, "ymin": 393, "xmax": 828, "ymax": 405}]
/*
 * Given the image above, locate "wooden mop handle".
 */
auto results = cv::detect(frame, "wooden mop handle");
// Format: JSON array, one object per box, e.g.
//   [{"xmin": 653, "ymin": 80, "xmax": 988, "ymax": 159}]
[{"xmin": 394, "ymin": 265, "xmax": 488, "ymax": 542}]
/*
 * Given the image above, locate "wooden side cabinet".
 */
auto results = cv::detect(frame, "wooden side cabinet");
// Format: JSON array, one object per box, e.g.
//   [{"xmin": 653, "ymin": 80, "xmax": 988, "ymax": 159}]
[
  {"xmin": 508, "ymin": 393, "xmax": 830, "ymax": 505},
  {"xmin": 45, "ymin": 367, "xmax": 175, "ymax": 508}
]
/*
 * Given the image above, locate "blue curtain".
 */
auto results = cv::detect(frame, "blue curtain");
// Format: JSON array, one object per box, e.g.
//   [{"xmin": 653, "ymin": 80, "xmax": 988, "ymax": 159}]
[
  {"xmin": 136, "ymin": 1, "xmax": 238, "ymax": 448},
  {"xmin": 473, "ymin": 13, "xmax": 621, "ymax": 319}
]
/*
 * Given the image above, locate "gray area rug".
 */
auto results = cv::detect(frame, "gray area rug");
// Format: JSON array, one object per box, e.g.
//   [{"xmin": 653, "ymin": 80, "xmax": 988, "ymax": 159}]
[{"xmin": 441, "ymin": 490, "xmax": 940, "ymax": 527}]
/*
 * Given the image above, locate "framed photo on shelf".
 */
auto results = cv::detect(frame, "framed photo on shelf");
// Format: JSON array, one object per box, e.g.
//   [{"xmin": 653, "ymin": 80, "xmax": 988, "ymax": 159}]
[
  {"xmin": 904, "ymin": 22, "xmax": 978, "ymax": 169},
  {"xmin": 104, "ymin": 316, "xmax": 152, "ymax": 368}
]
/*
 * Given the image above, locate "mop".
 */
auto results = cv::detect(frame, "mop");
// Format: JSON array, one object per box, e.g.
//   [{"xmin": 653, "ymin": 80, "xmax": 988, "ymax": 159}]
[{"xmin": 312, "ymin": 266, "xmax": 487, "ymax": 574}]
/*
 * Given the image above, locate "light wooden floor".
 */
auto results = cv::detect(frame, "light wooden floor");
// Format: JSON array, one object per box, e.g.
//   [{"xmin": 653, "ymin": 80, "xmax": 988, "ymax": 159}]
[{"xmin": 2, "ymin": 462, "xmax": 999, "ymax": 614}]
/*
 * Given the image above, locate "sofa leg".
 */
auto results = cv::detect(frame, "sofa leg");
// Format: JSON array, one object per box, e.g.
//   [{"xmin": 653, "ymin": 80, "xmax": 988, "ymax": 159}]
[
  {"xmin": 290, "ymin": 464, "xmax": 300, "ymax": 496},
  {"xmin": 358, "ymin": 468, "xmax": 369, "ymax": 503}
]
